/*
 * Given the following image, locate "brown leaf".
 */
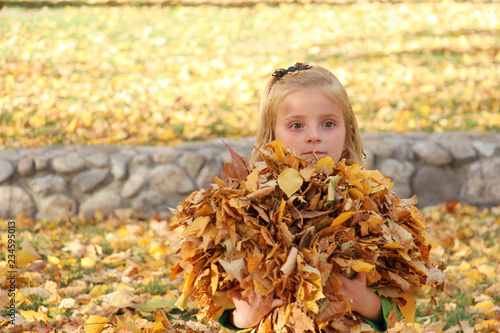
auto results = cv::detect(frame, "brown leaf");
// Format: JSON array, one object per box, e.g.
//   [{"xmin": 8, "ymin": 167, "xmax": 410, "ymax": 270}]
[{"xmin": 221, "ymin": 141, "xmax": 249, "ymax": 182}]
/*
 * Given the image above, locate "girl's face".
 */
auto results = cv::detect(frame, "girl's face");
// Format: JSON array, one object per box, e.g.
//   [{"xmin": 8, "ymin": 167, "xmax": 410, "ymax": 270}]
[{"xmin": 274, "ymin": 88, "xmax": 346, "ymax": 162}]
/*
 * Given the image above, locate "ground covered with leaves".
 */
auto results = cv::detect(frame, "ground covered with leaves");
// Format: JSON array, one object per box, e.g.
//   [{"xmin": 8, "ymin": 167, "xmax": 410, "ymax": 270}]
[
  {"xmin": 0, "ymin": 201, "xmax": 499, "ymax": 332},
  {"xmin": 1, "ymin": 0, "xmax": 499, "ymax": 149}
]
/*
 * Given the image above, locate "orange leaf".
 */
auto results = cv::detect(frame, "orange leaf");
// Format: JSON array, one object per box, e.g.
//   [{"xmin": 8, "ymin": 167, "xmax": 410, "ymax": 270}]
[
  {"xmin": 330, "ymin": 211, "xmax": 356, "ymax": 228},
  {"xmin": 398, "ymin": 293, "xmax": 416, "ymax": 323}
]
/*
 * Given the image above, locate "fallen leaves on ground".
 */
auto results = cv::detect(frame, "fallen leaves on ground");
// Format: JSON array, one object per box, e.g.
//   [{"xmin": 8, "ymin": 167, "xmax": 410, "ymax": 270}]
[
  {"xmin": 0, "ymin": 198, "xmax": 499, "ymax": 332},
  {"xmin": 0, "ymin": 1, "xmax": 499, "ymax": 149}
]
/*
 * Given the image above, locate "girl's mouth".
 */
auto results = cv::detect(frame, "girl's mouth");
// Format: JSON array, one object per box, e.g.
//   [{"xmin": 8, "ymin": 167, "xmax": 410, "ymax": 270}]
[{"xmin": 303, "ymin": 151, "xmax": 326, "ymax": 156}]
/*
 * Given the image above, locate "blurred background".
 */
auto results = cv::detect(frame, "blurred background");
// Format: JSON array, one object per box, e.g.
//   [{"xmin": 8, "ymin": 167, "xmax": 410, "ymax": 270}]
[{"xmin": 0, "ymin": 0, "xmax": 498, "ymax": 149}]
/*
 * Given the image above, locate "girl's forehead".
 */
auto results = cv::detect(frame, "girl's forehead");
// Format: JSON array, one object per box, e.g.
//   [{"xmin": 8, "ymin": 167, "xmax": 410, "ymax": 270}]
[{"xmin": 277, "ymin": 90, "xmax": 344, "ymax": 117}]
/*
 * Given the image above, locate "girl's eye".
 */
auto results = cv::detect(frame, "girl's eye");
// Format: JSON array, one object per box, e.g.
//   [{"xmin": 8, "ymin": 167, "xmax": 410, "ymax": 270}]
[
  {"xmin": 324, "ymin": 121, "xmax": 335, "ymax": 128},
  {"xmin": 291, "ymin": 123, "xmax": 303, "ymax": 129}
]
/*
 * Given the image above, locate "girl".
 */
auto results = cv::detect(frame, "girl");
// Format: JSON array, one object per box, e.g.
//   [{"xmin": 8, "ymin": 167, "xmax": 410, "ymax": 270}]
[{"xmin": 218, "ymin": 63, "xmax": 401, "ymax": 332}]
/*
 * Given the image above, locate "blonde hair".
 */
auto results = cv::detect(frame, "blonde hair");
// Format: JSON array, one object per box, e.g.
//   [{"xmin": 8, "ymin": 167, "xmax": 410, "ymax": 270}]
[{"xmin": 249, "ymin": 65, "xmax": 364, "ymax": 165}]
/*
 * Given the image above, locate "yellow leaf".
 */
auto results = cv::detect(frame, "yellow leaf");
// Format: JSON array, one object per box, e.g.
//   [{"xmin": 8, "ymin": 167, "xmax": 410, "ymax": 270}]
[
  {"xmin": 268, "ymin": 140, "xmax": 287, "ymax": 164},
  {"xmin": 66, "ymin": 118, "xmax": 78, "ymax": 133},
  {"xmin": 299, "ymin": 165, "xmax": 316, "ymax": 181},
  {"xmin": 182, "ymin": 216, "xmax": 211, "ymax": 237},
  {"xmin": 211, "ymin": 262, "xmax": 219, "ymax": 295},
  {"xmin": 81, "ymin": 112, "xmax": 93, "ymax": 127},
  {"xmin": 81, "ymin": 257, "xmax": 96, "ymax": 269},
  {"xmin": 17, "ymin": 249, "xmax": 41, "ymax": 268},
  {"xmin": 245, "ymin": 168, "xmax": 259, "ymax": 192},
  {"xmin": 348, "ymin": 188, "xmax": 364, "ymax": 200},
  {"xmin": 175, "ymin": 293, "xmax": 189, "ymax": 311},
  {"xmin": 474, "ymin": 300, "xmax": 495, "ymax": 313},
  {"xmin": 84, "ymin": 315, "xmax": 109, "ymax": 333},
  {"xmin": 350, "ymin": 260, "xmax": 375, "ymax": 273},
  {"xmin": 149, "ymin": 243, "xmax": 169, "ymax": 257},
  {"xmin": 47, "ymin": 255, "xmax": 62, "ymax": 268},
  {"xmin": 315, "ymin": 156, "xmax": 334, "ymax": 174},
  {"xmin": 152, "ymin": 319, "xmax": 164, "ymax": 332},
  {"xmin": 153, "ymin": 310, "xmax": 173, "ymax": 330},
  {"xmin": 89, "ymin": 285, "xmax": 110, "ymax": 297},
  {"xmin": 20, "ymin": 310, "xmax": 38, "ymax": 321},
  {"xmin": 29, "ymin": 114, "xmax": 46, "ymax": 127},
  {"xmin": 398, "ymin": 293, "xmax": 416, "ymax": 322},
  {"xmin": 475, "ymin": 319, "xmax": 500, "ymax": 331},
  {"xmin": 278, "ymin": 168, "xmax": 303, "ymax": 198},
  {"xmin": 15, "ymin": 290, "xmax": 32, "ymax": 307}
]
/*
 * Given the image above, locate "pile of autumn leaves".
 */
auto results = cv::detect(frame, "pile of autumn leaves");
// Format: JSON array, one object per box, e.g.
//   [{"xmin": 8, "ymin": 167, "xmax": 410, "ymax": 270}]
[{"xmin": 169, "ymin": 141, "xmax": 446, "ymax": 332}]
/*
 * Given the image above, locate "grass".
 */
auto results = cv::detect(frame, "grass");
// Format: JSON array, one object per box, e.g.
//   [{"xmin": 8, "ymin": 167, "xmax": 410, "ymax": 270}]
[{"xmin": 0, "ymin": 1, "xmax": 499, "ymax": 149}]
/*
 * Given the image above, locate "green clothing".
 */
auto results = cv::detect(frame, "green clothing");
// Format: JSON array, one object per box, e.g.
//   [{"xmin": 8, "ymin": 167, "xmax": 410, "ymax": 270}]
[{"xmin": 218, "ymin": 296, "xmax": 403, "ymax": 332}]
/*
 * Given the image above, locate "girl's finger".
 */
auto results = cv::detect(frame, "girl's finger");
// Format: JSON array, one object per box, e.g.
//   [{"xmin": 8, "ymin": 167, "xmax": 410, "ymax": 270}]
[
  {"xmin": 271, "ymin": 298, "xmax": 284, "ymax": 308},
  {"xmin": 355, "ymin": 271, "xmax": 367, "ymax": 284},
  {"xmin": 229, "ymin": 290, "xmax": 243, "ymax": 302}
]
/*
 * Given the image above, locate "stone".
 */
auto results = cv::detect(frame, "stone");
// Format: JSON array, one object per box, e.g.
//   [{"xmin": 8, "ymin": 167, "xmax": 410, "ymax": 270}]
[
  {"xmin": 393, "ymin": 143, "xmax": 415, "ymax": 162},
  {"xmin": 0, "ymin": 186, "xmax": 36, "ymax": 219},
  {"xmin": 29, "ymin": 175, "xmax": 67, "ymax": 197},
  {"xmin": 443, "ymin": 139, "xmax": 476, "ymax": 161},
  {"xmin": 152, "ymin": 149, "xmax": 179, "ymax": 164},
  {"xmin": 132, "ymin": 191, "xmax": 172, "ymax": 219},
  {"xmin": 412, "ymin": 140, "xmax": 452, "ymax": 166},
  {"xmin": 0, "ymin": 150, "xmax": 20, "ymax": 161},
  {"xmin": 110, "ymin": 154, "xmax": 131, "ymax": 180},
  {"xmin": 86, "ymin": 153, "xmax": 109, "ymax": 168},
  {"xmin": 197, "ymin": 158, "xmax": 223, "ymax": 189},
  {"xmin": 149, "ymin": 164, "xmax": 195, "ymax": 196},
  {"xmin": 129, "ymin": 154, "xmax": 153, "ymax": 174},
  {"xmin": 0, "ymin": 158, "xmax": 14, "ymax": 183},
  {"xmin": 219, "ymin": 151, "xmax": 232, "ymax": 164},
  {"xmin": 80, "ymin": 190, "xmax": 122, "ymax": 219},
  {"xmin": 121, "ymin": 174, "xmax": 147, "ymax": 199},
  {"xmin": 52, "ymin": 153, "xmax": 86, "ymax": 174},
  {"xmin": 34, "ymin": 156, "xmax": 50, "ymax": 171},
  {"xmin": 365, "ymin": 139, "xmax": 398, "ymax": 159},
  {"xmin": 378, "ymin": 159, "xmax": 415, "ymax": 183},
  {"xmin": 17, "ymin": 157, "xmax": 35, "ymax": 177},
  {"xmin": 73, "ymin": 169, "xmax": 110, "ymax": 193},
  {"xmin": 461, "ymin": 157, "xmax": 500, "ymax": 205},
  {"xmin": 472, "ymin": 140, "xmax": 496, "ymax": 157},
  {"xmin": 131, "ymin": 153, "xmax": 152, "ymax": 167},
  {"xmin": 412, "ymin": 166, "xmax": 460, "ymax": 207},
  {"xmin": 37, "ymin": 194, "xmax": 77, "ymax": 220},
  {"xmin": 391, "ymin": 182, "xmax": 412, "ymax": 199},
  {"xmin": 179, "ymin": 152, "xmax": 206, "ymax": 180}
]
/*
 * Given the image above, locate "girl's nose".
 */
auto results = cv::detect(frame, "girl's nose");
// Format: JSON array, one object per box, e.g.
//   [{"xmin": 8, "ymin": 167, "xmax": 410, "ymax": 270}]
[{"xmin": 307, "ymin": 127, "xmax": 321, "ymax": 143}]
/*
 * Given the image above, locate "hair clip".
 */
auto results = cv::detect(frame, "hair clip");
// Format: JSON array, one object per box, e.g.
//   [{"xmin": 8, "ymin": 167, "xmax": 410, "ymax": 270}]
[{"xmin": 272, "ymin": 62, "xmax": 312, "ymax": 79}]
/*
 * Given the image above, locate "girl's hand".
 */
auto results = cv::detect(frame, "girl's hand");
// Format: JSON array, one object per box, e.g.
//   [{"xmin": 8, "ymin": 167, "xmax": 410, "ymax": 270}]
[
  {"xmin": 229, "ymin": 247, "xmax": 297, "ymax": 328},
  {"xmin": 337, "ymin": 272, "xmax": 383, "ymax": 323},
  {"xmin": 230, "ymin": 289, "xmax": 284, "ymax": 328}
]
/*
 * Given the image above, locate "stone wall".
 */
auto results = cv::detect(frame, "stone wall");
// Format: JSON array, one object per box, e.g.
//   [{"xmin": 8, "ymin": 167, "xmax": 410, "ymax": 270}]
[{"xmin": 0, "ymin": 132, "xmax": 499, "ymax": 221}]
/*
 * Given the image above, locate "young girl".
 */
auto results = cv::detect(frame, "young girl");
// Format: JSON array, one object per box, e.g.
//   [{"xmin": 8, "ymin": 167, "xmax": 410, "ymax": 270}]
[{"xmin": 218, "ymin": 63, "xmax": 401, "ymax": 332}]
